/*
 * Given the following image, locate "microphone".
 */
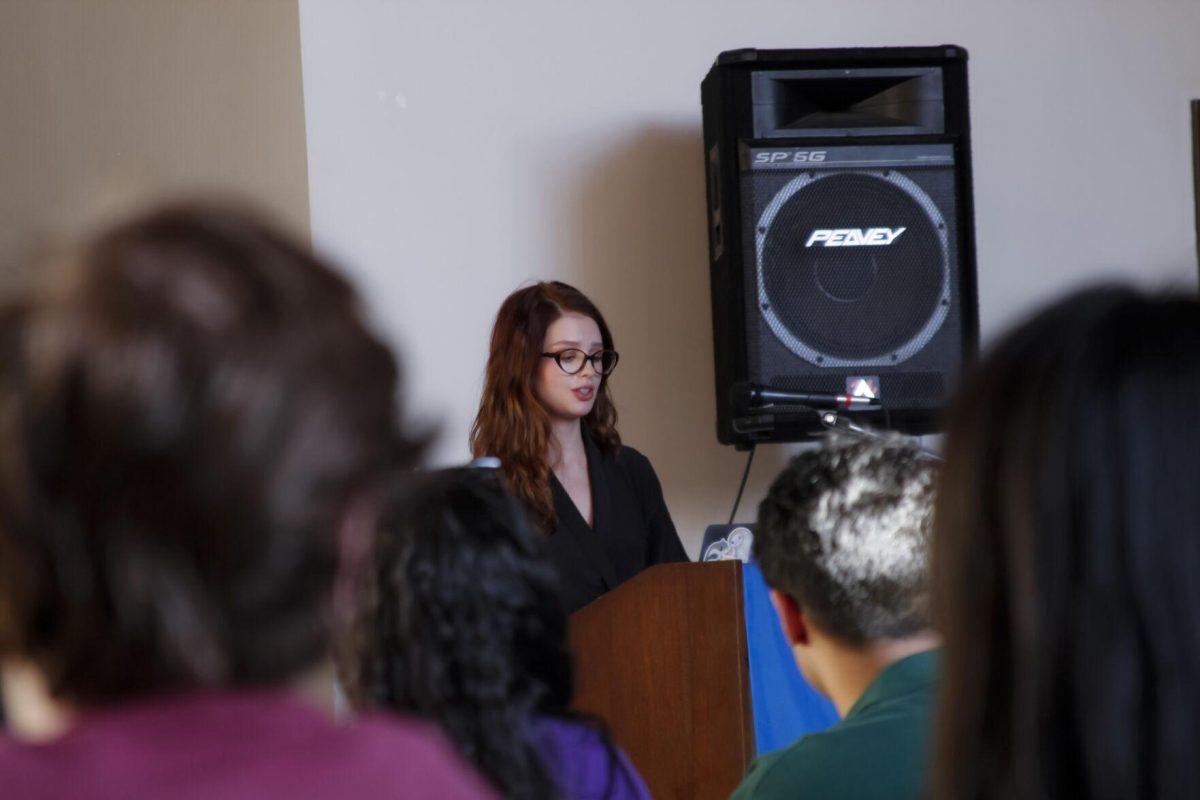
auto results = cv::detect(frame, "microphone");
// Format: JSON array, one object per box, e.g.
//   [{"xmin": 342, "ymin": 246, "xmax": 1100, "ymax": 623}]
[{"xmin": 730, "ymin": 382, "xmax": 880, "ymax": 411}]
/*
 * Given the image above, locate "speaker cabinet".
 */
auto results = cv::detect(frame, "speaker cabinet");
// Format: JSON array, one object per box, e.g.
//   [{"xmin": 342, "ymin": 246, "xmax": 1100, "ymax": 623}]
[{"xmin": 702, "ymin": 47, "xmax": 979, "ymax": 447}]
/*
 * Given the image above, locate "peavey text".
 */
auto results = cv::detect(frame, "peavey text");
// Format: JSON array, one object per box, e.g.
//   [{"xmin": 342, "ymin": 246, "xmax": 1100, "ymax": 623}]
[{"xmin": 804, "ymin": 227, "xmax": 906, "ymax": 248}]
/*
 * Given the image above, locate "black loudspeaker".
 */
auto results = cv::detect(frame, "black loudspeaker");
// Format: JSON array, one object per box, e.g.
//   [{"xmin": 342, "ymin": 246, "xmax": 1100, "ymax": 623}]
[{"xmin": 702, "ymin": 47, "xmax": 979, "ymax": 447}]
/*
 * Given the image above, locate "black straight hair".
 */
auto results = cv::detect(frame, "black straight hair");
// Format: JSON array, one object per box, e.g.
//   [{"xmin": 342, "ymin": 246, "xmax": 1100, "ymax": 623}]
[{"xmin": 932, "ymin": 286, "xmax": 1200, "ymax": 800}]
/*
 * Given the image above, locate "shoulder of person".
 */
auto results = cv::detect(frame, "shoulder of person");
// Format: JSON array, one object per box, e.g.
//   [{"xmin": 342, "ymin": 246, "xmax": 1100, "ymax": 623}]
[
  {"xmin": 529, "ymin": 714, "xmax": 603, "ymax": 749},
  {"xmin": 339, "ymin": 713, "xmax": 498, "ymax": 798},
  {"xmin": 729, "ymin": 746, "xmax": 794, "ymax": 800},
  {"xmin": 747, "ymin": 718, "xmax": 929, "ymax": 800},
  {"xmin": 530, "ymin": 716, "xmax": 650, "ymax": 800},
  {"xmin": 612, "ymin": 444, "xmax": 654, "ymax": 474},
  {"xmin": 733, "ymin": 727, "xmax": 868, "ymax": 799},
  {"xmin": 611, "ymin": 445, "xmax": 666, "ymax": 500}
]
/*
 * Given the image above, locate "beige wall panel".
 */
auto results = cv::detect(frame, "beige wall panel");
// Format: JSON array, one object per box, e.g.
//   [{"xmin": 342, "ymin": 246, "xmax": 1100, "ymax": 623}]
[{"xmin": 0, "ymin": 0, "xmax": 309, "ymax": 291}]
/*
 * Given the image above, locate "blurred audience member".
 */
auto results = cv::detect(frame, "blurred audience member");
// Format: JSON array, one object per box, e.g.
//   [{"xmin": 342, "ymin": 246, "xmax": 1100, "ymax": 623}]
[
  {"xmin": 933, "ymin": 287, "xmax": 1200, "ymax": 800},
  {"xmin": 341, "ymin": 466, "xmax": 651, "ymax": 800},
  {"xmin": 0, "ymin": 203, "xmax": 491, "ymax": 798},
  {"xmin": 730, "ymin": 435, "xmax": 940, "ymax": 800}
]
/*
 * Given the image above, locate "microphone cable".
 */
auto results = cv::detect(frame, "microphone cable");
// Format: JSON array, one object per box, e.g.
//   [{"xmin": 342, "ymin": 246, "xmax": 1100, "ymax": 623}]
[{"xmin": 727, "ymin": 444, "xmax": 757, "ymax": 525}]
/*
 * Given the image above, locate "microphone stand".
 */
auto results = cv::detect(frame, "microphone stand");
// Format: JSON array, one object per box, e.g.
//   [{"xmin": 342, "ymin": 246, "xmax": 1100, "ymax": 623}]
[{"xmin": 817, "ymin": 409, "xmax": 944, "ymax": 461}]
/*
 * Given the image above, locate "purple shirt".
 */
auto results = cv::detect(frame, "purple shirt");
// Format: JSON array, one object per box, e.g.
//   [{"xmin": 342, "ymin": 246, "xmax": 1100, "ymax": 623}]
[
  {"xmin": 0, "ymin": 690, "xmax": 495, "ymax": 800},
  {"xmin": 529, "ymin": 716, "xmax": 652, "ymax": 800}
]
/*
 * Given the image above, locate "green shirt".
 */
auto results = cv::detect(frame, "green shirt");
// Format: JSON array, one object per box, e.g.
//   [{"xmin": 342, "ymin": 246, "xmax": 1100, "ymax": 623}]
[{"xmin": 729, "ymin": 650, "xmax": 939, "ymax": 800}]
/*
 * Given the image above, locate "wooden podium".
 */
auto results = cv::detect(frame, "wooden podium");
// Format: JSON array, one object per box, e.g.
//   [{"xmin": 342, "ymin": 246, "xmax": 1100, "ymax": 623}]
[{"xmin": 569, "ymin": 562, "xmax": 753, "ymax": 800}]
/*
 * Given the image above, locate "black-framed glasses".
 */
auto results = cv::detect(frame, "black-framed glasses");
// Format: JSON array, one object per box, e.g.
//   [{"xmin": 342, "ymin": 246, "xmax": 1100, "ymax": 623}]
[{"xmin": 540, "ymin": 348, "xmax": 620, "ymax": 376}]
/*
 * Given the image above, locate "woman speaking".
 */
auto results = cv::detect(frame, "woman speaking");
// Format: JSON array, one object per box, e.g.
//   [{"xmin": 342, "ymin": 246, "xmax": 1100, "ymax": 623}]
[{"xmin": 471, "ymin": 281, "xmax": 688, "ymax": 613}]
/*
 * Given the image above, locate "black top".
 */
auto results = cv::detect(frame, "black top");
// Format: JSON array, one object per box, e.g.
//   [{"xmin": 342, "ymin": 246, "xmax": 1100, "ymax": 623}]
[{"xmin": 541, "ymin": 431, "xmax": 689, "ymax": 614}]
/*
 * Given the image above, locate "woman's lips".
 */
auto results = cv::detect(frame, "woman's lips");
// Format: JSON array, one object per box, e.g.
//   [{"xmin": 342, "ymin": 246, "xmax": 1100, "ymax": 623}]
[{"xmin": 572, "ymin": 386, "xmax": 595, "ymax": 401}]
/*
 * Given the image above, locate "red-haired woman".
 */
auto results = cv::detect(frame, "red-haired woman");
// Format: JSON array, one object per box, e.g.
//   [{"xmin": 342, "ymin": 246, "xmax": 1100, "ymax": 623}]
[{"xmin": 471, "ymin": 281, "xmax": 688, "ymax": 613}]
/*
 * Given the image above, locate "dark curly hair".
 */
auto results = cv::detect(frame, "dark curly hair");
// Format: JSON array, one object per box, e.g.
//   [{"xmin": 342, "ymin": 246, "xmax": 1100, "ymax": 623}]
[{"xmin": 342, "ymin": 467, "xmax": 575, "ymax": 800}]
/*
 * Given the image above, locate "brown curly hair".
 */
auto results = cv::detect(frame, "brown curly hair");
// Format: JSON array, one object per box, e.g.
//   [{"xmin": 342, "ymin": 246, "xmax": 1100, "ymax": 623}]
[{"xmin": 470, "ymin": 281, "xmax": 619, "ymax": 532}]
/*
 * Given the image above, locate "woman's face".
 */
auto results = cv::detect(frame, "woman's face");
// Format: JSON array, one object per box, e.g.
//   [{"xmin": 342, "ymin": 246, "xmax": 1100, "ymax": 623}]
[{"xmin": 535, "ymin": 312, "xmax": 603, "ymax": 422}]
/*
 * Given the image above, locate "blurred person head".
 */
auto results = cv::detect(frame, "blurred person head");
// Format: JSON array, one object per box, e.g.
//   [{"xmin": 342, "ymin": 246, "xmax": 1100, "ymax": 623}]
[
  {"xmin": 932, "ymin": 286, "xmax": 1200, "ymax": 800},
  {"xmin": 470, "ymin": 281, "xmax": 619, "ymax": 531},
  {"xmin": 342, "ymin": 466, "xmax": 572, "ymax": 799},
  {"xmin": 754, "ymin": 434, "xmax": 938, "ymax": 714},
  {"xmin": 0, "ymin": 201, "xmax": 419, "ymax": 722}
]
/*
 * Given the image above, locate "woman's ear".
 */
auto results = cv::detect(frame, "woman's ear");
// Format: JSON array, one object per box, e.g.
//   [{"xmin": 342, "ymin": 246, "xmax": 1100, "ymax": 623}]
[{"xmin": 768, "ymin": 589, "xmax": 810, "ymax": 646}]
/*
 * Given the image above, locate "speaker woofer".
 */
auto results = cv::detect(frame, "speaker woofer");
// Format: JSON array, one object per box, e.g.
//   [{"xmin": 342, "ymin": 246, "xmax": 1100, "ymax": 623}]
[{"xmin": 755, "ymin": 170, "xmax": 949, "ymax": 366}]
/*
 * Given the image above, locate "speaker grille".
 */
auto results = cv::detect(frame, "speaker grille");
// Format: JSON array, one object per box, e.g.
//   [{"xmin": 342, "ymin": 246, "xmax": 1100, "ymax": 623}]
[{"xmin": 753, "ymin": 170, "xmax": 950, "ymax": 365}]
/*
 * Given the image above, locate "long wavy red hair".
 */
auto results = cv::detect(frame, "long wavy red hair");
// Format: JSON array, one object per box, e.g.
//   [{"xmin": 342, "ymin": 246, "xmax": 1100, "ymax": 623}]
[{"xmin": 470, "ymin": 281, "xmax": 620, "ymax": 532}]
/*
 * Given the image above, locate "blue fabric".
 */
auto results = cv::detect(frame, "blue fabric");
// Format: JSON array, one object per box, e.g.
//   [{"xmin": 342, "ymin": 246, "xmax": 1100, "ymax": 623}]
[{"xmin": 742, "ymin": 562, "xmax": 839, "ymax": 755}]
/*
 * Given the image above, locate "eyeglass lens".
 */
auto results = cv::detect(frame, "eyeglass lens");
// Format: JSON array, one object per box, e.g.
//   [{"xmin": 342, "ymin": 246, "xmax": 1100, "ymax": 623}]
[{"xmin": 555, "ymin": 349, "xmax": 617, "ymax": 375}]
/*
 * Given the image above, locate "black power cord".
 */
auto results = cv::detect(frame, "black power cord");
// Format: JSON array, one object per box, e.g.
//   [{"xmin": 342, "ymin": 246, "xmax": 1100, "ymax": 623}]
[{"xmin": 727, "ymin": 444, "xmax": 757, "ymax": 525}]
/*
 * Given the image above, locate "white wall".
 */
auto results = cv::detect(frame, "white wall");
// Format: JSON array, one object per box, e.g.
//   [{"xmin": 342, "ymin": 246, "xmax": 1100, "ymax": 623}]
[{"xmin": 299, "ymin": 0, "xmax": 1200, "ymax": 556}]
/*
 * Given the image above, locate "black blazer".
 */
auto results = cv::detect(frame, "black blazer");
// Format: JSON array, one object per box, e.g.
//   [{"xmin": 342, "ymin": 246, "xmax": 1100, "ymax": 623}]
[{"xmin": 541, "ymin": 431, "xmax": 689, "ymax": 614}]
